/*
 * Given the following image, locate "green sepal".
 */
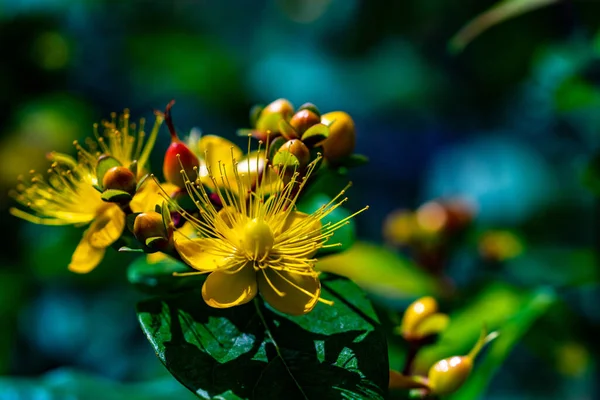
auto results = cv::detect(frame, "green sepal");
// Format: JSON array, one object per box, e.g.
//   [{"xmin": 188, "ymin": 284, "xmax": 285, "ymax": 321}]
[
  {"xmin": 118, "ymin": 246, "xmax": 145, "ymax": 253},
  {"xmin": 96, "ymin": 155, "xmax": 122, "ymax": 190},
  {"xmin": 136, "ymin": 173, "xmax": 151, "ymax": 191},
  {"xmin": 267, "ymin": 136, "xmax": 288, "ymax": 160},
  {"xmin": 145, "ymin": 236, "xmax": 167, "ymax": 248},
  {"xmin": 101, "ymin": 189, "xmax": 132, "ymax": 203},
  {"xmin": 298, "ymin": 102, "xmax": 321, "ymax": 117},
  {"xmin": 301, "ymin": 123, "xmax": 329, "ymax": 147},
  {"xmin": 236, "ymin": 128, "xmax": 256, "ymax": 137},
  {"xmin": 336, "ymin": 154, "xmax": 369, "ymax": 168},
  {"xmin": 161, "ymin": 201, "xmax": 173, "ymax": 232},
  {"xmin": 278, "ymin": 119, "xmax": 298, "ymax": 140},
  {"xmin": 129, "ymin": 160, "xmax": 138, "ymax": 177},
  {"xmin": 256, "ymin": 111, "xmax": 284, "ymax": 134},
  {"xmin": 272, "ymin": 149, "xmax": 300, "ymax": 168},
  {"xmin": 93, "ymin": 184, "xmax": 103, "ymax": 193},
  {"xmin": 250, "ymin": 104, "xmax": 264, "ymax": 127}
]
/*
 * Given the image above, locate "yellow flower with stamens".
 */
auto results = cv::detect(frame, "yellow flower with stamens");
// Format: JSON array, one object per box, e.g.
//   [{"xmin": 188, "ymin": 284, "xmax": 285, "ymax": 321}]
[
  {"xmin": 9, "ymin": 110, "xmax": 164, "ymax": 273},
  {"xmin": 170, "ymin": 139, "xmax": 367, "ymax": 315}
]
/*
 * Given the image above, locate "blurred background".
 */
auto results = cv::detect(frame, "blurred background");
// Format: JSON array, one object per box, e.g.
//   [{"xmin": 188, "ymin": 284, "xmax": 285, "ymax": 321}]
[{"xmin": 1, "ymin": 0, "xmax": 599, "ymax": 399}]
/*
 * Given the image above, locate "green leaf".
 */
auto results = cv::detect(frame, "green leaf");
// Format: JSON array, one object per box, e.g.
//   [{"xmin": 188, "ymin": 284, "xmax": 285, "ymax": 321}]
[
  {"xmin": 449, "ymin": 0, "xmax": 560, "ymax": 53},
  {"xmin": 300, "ymin": 123, "xmax": 329, "ymax": 147},
  {"xmin": 448, "ymin": 288, "xmax": 556, "ymax": 400},
  {"xmin": 96, "ymin": 155, "xmax": 122, "ymax": 190},
  {"xmin": 127, "ymin": 255, "xmax": 204, "ymax": 295},
  {"xmin": 334, "ymin": 154, "xmax": 369, "ymax": 169},
  {"xmin": 296, "ymin": 193, "xmax": 355, "ymax": 256},
  {"xmin": 317, "ymin": 242, "xmax": 440, "ymax": 301},
  {"xmin": 101, "ymin": 189, "xmax": 133, "ymax": 203},
  {"xmin": 413, "ymin": 284, "xmax": 537, "ymax": 374},
  {"xmin": 137, "ymin": 276, "xmax": 389, "ymax": 399}
]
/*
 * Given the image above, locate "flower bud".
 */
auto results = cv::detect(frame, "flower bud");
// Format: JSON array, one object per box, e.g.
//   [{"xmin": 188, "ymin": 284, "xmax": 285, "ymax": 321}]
[
  {"xmin": 161, "ymin": 100, "xmax": 201, "ymax": 188},
  {"xmin": 263, "ymin": 98, "xmax": 294, "ymax": 120},
  {"xmin": 278, "ymin": 139, "xmax": 311, "ymax": 168},
  {"xmin": 400, "ymin": 296, "xmax": 438, "ymax": 338},
  {"xmin": 427, "ymin": 356, "xmax": 473, "ymax": 395},
  {"xmin": 133, "ymin": 211, "xmax": 173, "ymax": 252},
  {"xmin": 320, "ymin": 111, "xmax": 356, "ymax": 162},
  {"xmin": 102, "ymin": 166, "xmax": 136, "ymax": 194},
  {"xmin": 290, "ymin": 109, "xmax": 320, "ymax": 136},
  {"xmin": 163, "ymin": 141, "xmax": 200, "ymax": 188}
]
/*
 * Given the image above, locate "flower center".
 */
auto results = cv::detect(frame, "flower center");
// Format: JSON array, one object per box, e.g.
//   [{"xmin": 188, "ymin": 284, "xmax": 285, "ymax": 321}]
[{"xmin": 242, "ymin": 218, "xmax": 274, "ymax": 259}]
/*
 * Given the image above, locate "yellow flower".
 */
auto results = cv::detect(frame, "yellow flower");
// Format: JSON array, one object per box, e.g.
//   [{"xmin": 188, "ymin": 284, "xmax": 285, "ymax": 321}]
[
  {"xmin": 9, "ymin": 110, "xmax": 164, "ymax": 273},
  {"xmin": 170, "ymin": 138, "xmax": 367, "ymax": 315},
  {"xmin": 194, "ymin": 134, "xmax": 280, "ymax": 194}
]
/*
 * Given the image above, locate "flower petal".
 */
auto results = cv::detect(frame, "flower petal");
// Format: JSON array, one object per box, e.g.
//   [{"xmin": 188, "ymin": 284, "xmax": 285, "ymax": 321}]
[
  {"xmin": 258, "ymin": 268, "xmax": 321, "ymax": 315},
  {"xmin": 174, "ymin": 238, "xmax": 230, "ymax": 272},
  {"xmin": 88, "ymin": 204, "xmax": 126, "ymax": 248},
  {"xmin": 202, "ymin": 262, "xmax": 257, "ymax": 308},
  {"xmin": 68, "ymin": 235, "xmax": 106, "ymax": 273},
  {"xmin": 130, "ymin": 180, "xmax": 179, "ymax": 213},
  {"xmin": 199, "ymin": 135, "xmax": 243, "ymax": 175}
]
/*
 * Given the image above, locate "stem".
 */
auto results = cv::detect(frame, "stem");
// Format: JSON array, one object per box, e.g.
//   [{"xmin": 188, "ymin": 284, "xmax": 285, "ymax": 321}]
[
  {"xmin": 402, "ymin": 342, "xmax": 420, "ymax": 375},
  {"xmin": 163, "ymin": 99, "xmax": 179, "ymax": 141}
]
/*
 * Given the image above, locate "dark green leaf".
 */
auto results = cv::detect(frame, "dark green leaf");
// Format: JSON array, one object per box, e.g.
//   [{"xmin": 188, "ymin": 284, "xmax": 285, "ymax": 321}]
[
  {"xmin": 137, "ymin": 276, "xmax": 389, "ymax": 399},
  {"xmin": 127, "ymin": 255, "xmax": 204, "ymax": 295}
]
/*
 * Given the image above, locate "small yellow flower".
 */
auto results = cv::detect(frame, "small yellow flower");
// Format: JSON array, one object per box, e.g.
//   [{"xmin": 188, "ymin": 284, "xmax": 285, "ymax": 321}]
[
  {"xmin": 10, "ymin": 110, "xmax": 164, "ymax": 273},
  {"xmin": 169, "ymin": 139, "xmax": 367, "ymax": 315}
]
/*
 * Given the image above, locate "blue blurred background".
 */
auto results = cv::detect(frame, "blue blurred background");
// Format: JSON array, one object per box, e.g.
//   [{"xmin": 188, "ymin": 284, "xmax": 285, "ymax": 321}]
[{"xmin": 1, "ymin": 0, "xmax": 599, "ymax": 399}]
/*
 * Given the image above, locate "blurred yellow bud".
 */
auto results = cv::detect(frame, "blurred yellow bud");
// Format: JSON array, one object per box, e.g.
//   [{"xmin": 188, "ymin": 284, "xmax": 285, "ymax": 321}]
[
  {"xmin": 427, "ymin": 326, "xmax": 498, "ymax": 395},
  {"xmin": 427, "ymin": 355, "xmax": 473, "ymax": 395},
  {"xmin": 263, "ymin": 98, "xmax": 294, "ymax": 120},
  {"xmin": 320, "ymin": 111, "xmax": 356, "ymax": 162},
  {"xmin": 290, "ymin": 109, "xmax": 320, "ymax": 136},
  {"xmin": 479, "ymin": 230, "xmax": 524, "ymax": 262},
  {"xmin": 399, "ymin": 296, "xmax": 449, "ymax": 341}
]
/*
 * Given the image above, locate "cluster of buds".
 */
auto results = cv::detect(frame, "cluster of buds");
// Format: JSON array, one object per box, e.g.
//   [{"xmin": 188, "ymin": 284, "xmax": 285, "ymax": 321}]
[
  {"xmin": 390, "ymin": 296, "xmax": 498, "ymax": 397},
  {"xmin": 240, "ymin": 99, "xmax": 357, "ymax": 177},
  {"xmin": 383, "ymin": 198, "xmax": 474, "ymax": 277}
]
